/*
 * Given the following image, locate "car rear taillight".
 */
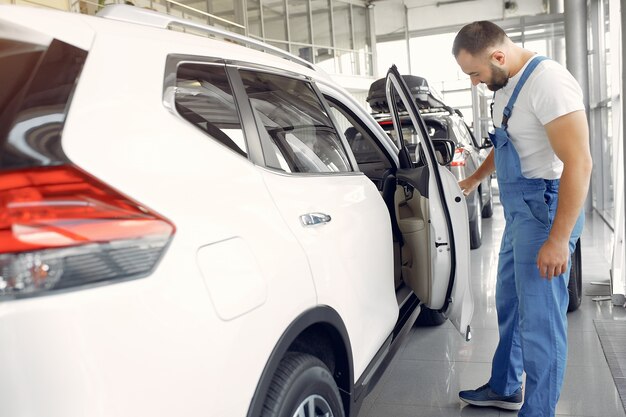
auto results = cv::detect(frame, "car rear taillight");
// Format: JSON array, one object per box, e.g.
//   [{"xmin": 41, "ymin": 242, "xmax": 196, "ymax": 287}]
[
  {"xmin": 0, "ymin": 165, "xmax": 175, "ymax": 300},
  {"xmin": 451, "ymin": 148, "xmax": 466, "ymax": 166}
]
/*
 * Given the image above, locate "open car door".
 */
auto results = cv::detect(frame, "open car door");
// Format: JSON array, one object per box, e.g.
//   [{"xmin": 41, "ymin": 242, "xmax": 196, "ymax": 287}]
[{"xmin": 385, "ymin": 65, "xmax": 474, "ymax": 340}]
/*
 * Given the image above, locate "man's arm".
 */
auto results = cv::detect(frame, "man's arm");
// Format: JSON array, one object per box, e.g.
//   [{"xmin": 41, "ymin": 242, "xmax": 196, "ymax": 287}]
[
  {"xmin": 537, "ymin": 110, "xmax": 592, "ymax": 279},
  {"xmin": 458, "ymin": 148, "xmax": 495, "ymax": 196}
]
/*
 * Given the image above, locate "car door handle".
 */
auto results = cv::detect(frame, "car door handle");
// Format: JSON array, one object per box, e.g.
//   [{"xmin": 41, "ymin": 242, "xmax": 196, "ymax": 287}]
[{"xmin": 300, "ymin": 212, "xmax": 332, "ymax": 227}]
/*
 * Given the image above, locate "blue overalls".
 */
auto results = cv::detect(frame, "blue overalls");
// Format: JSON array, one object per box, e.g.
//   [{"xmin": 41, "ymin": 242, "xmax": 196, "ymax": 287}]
[{"xmin": 487, "ymin": 56, "xmax": 585, "ymax": 417}]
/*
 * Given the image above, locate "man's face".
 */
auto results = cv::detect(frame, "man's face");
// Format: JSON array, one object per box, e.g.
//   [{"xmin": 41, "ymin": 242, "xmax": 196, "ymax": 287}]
[{"xmin": 456, "ymin": 49, "xmax": 509, "ymax": 91}]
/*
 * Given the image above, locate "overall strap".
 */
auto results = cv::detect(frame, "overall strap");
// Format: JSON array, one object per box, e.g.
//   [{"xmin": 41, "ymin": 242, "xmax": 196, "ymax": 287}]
[{"xmin": 501, "ymin": 55, "xmax": 549, "ymax": 128}]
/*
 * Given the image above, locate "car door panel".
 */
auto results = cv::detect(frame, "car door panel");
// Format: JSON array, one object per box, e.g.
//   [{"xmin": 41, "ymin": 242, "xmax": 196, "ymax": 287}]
[
  {"xmin": 260, "ymin": 170, "xmax": 398, "ymax": 378},
  {"xmin": 385, "ymin": 66, "xmax": 473, "ymax": 339},
  {"xmin": 232, "ymin": 68, "xmax": 399, "ymax": 380}
]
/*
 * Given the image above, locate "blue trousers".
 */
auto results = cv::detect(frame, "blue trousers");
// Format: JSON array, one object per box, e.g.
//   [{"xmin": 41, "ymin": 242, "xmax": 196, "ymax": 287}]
[{"xmin": 489, "ymin": 126, "xmax": 584, "ymax": 417}]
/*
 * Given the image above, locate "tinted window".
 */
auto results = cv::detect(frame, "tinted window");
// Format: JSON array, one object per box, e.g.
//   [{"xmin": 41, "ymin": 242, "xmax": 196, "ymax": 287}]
[
  {"xmin": 175, "ymin": 63, "xmax": 247, "ymax": 157},
  {"xmin": 0, "ymin": 30, "xmax": 87, "ymax": 170},
  {"xmin": 327, "ymin": 103, "xmax": 384, "ymax": 165},
  {"xmin": 240, "ymin": 70, "xmax": 351, "ymax": 173}
]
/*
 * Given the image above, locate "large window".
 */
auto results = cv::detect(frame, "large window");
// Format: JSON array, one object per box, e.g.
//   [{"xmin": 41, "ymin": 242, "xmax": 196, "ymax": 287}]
[
  {"xmin": 263, "ymin": 0, "xmax": 287, "ymax": 41},
  {"xmin": 588, "ymin": 0, "xmax": 614, "ymax": 226},
  {"xmin": 247, "ymin": 0, "xmax": 373, "ymax": 76}
]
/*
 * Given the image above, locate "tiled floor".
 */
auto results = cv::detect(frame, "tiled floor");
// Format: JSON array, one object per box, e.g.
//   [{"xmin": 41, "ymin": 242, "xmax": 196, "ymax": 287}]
[{"xmin": 359, "ymin": 198, "xmax": 626, "ymax": 417}]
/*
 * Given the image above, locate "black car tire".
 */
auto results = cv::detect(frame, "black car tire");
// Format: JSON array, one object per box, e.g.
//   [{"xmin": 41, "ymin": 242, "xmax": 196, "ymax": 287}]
[
  {"xmin": 481, "ymin": 184, "xmax": 494, "ymax": 219},
  {"xmin": 261, "ymin": 353, "xmax": 345, "ymax": 417},
  {"xmin": 567, "ymin": 238, "xmax": 583, "ymax": 312},
  {"xmin": 414, "ymin": 306, "xmax": 447, "ymax": 327},
  {"xmin": 469, "ymin": 191, "xmax": 482, "ymax": 250}
]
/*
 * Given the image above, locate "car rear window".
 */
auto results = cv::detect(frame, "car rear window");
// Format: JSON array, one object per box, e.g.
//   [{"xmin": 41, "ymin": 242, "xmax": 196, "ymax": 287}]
[
  {"xmin": 174, "ymin": 63, "xmax": 248, "ymax": 157},
  {"xmin": 0, "ymin": 24, "xmax": 88, "ymax": 171}
]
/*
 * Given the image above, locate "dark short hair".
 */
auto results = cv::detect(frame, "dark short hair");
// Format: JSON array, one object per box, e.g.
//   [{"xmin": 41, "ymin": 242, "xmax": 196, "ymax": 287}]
[{"xmin": 452, "ymin": 21, "xmax": 507, "ymax": 57}]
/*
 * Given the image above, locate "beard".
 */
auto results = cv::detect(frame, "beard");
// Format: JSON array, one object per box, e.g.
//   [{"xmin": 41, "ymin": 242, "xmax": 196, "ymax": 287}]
[{"xmin": 487, "ymin": 63, "xmax": 509, "ymax": 91}]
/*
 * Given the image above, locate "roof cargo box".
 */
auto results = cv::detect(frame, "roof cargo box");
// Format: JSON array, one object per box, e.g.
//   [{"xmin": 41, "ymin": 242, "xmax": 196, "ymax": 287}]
[{"xmin": 367, "ymin": 74, "xmax": 447, "ymax": 113}]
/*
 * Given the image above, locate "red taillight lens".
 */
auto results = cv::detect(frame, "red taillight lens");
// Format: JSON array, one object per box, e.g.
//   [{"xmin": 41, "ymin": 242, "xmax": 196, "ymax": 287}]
[
  {"xmin": 451, "ymin": 148, "xmax": 466, "ymax": 166},
  {"xmin": 0, "ymin": 165, "xmax": 175, "ymax": 299}
]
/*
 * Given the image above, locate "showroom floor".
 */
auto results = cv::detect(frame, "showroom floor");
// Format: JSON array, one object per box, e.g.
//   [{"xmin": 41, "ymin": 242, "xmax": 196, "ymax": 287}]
[{"xmin": 359, "ymin": 195, "xmax": 626, "ymax": 417}]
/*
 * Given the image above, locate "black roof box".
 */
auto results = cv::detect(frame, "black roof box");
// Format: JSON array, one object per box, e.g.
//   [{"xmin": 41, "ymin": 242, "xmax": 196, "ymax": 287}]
[{"xmin": 367, "ymin": 74, "xmax": 448, "ymax": 113}]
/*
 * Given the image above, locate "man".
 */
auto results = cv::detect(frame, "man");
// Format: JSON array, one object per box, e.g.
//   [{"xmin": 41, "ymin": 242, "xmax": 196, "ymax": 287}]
[{"xmin": 452, "ymin": 21, "xmax": 592, "ymax": 417}]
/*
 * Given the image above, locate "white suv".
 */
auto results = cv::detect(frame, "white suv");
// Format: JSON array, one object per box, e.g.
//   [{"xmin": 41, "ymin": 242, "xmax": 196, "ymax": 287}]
[{"xmin": 0, "ymin": 5, "xmax": 473, "ymax": 417}]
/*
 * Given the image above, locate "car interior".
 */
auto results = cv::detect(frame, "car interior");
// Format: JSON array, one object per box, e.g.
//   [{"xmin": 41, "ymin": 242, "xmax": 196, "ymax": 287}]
[{"xmin": 326, "ymin": 98, "xmax": 442, "ymax": 308}]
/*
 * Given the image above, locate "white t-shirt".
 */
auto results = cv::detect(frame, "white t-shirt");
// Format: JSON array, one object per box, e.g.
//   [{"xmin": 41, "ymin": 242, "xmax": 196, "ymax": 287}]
[{"xmin": 491, "ymin": 55, "xmax": 585, "ymax": 179}]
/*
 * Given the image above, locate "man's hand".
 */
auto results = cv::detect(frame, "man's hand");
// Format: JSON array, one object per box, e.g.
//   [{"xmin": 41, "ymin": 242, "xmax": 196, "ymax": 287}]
[
  {"xmin": 537, "ymin": 237, "xmax": 570, "ymax": 279},
  {"xmin": 458, "ymin": 176, "xmax": 480, "ymax": 196}
]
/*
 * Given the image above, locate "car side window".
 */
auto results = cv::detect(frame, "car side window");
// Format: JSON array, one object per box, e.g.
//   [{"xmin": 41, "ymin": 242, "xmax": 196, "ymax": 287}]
[
  {"xmin": 326, "ymin": 101, "xmax": 387, "ymax": 166},
  {"xmin": 451, "ymin": 118, "xmax": 473, "ymax": 148},
  {"xmin": 239, "ymin": 70, "xmax": 352, "ymax": 173},
  {"xmin": 174, "ymin": 63, "xmax": 247, "ymax": 157}
]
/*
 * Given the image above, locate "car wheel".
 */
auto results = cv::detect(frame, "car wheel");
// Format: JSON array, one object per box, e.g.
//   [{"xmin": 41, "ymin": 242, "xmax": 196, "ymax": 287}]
[
  {"xmin": 414, "ymin": 306, "xmax": 447, "ymax": 326},
  {"xmin": 567, "ymin": 238, "xmax": 583, "ymax": 312},
  {"xmin": 481, "ymin": 183, "xmax": 494, "ymax": 219},
  {"xmin": 261, "ymin": 353, "xmax": 345, "ymax": 417},
  {"xmin": 469, "ymin": 191, "xmax": 482, "ymax": 250}
]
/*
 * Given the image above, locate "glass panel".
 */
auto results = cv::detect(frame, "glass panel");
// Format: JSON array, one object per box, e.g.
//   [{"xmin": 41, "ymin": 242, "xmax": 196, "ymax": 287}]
[
  {"xmin": 377, "ymin": 39, "xmax": 409, "ymax": 76},
  {"xmin": 354, "ymin": 51, "xmax": 372, "ymax": 77},
  {"xmin": 378, "ymin": 121, "xmax": 420, "ymax": 164},
  {"xmin": 288, "ymin": 0, "xmax": 311, "ymax": 44},
  {"xmin": 291, "ymin": 44, "xmax": 314, "ymax": 62},
  {"xmin": 314, "ymin": 47, "xmax": 336, "ymax": 72},
  {"xmin": 333, "ymin": 1, "xmax": 352, "ymax": 50},
  {"xmin": 327, "ymin": 102, "xmax": 383, "ymax": 165},
  {"xmin": 267, "ymin": 41, "xmax": 289, "ymax": 51},
  {"xmin": 589, "ymin": 107, "xmax": 601, "ymax": 210},
  {"xmin": 336, "ymin": 49, "xmax": 356, "ymax": 76},
  {"xmin": 311, "ymin": 0, "xmax": 332, "ymax": 47},
  {"xmin": 450, "ymin": 118, "xmax": 472, "ymax": 147},
  {"xmin": 178, "ymin": 0, "xmax": 207, "ymax": 13},
  {"xmin": 603, "ymin": 0, "xmax": 611, "ymax": 100},
  {"xmin": 208, "ymin": 0, "xmax": 237, "ymax": 27},
  {"xmin": 247, "ymin": 0, "xmax": 262, "ymax": 37},
  {"xmin": 239, "ymin": 70, "xmax": 351, "ymax": 173},
  {"xmin": 602, "ymin": 106, "xmax": 614, "ymax": 224},
  {"xmin": 263, "ymin": 0, "xmax": 287, "ymax": 41},
  {"xmin": 352, "ymin": 5, "xmax": 368, "ymax": 53},
  {"xmin": 175, "ymin": 64, "xmax": 247, "ymax": 157}
]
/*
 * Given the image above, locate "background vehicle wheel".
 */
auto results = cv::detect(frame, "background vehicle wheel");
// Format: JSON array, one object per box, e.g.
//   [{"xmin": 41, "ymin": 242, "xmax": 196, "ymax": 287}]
[
  {"xmin": 469, "ymin": 191, "xmax": 482, "ymax": 249},
  {"xmin": 567, "ymin": 238, "xmax": 583, "ymax": 312},
  {"xmin": 261, "ymin": 353, "xmax": 345, "ymax": 417},
  {"xmin": 481, "ymin": 184, "xmax": 494, "ymax": 218},
  {"xmin": 414, "ymin": 306, "xmax": 447, "ymax": 326}
]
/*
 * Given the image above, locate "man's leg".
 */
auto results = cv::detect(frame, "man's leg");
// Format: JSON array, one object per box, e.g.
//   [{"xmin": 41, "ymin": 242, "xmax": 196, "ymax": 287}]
[
  {"xmin": 489, "ymin": 227, "xmax": 524, "ymax": 395},
  {"xmin": 459, "ymin": 225, "xmax": 524, "ymax": 411},
  {"xmin": 514, "ymin": 194, "xmax": 585, "ymax": 417}
]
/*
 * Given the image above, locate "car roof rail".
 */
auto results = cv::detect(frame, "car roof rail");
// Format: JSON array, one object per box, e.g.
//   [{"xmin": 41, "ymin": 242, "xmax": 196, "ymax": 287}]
[{"xmin": 96, "ymin": 4, "xmax": 316, "ymax": 71}]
